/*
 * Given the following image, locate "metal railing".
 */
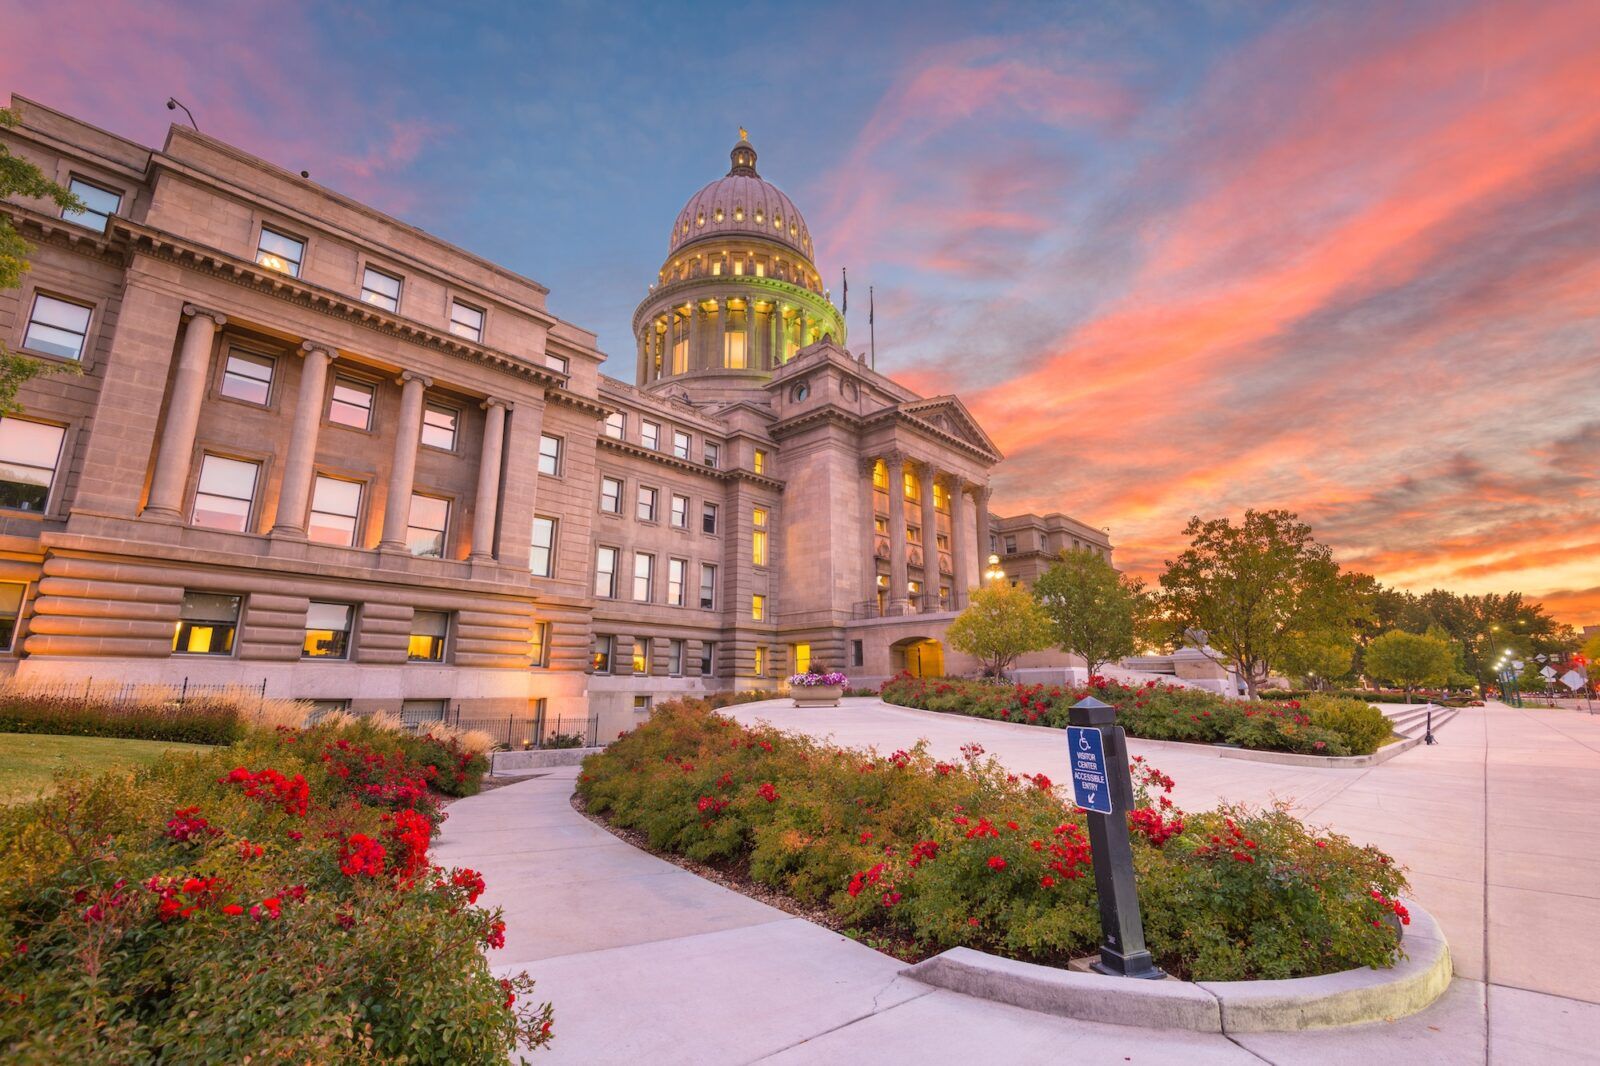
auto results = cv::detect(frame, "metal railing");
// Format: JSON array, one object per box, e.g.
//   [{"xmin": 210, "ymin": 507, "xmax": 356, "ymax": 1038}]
[
  {"xmin": 445, "ymin": 708, "xmax": 599, "ymax": 750},
  {"xmin": 851, "ymin": 594, "xmax": 958, "ymax": 619}
]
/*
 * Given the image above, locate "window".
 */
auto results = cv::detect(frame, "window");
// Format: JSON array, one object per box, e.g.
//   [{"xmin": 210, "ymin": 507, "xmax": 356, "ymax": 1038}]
[
  {"xmin": 595, "ymin": 546, "xmax": 618, "ymax": 598},
  {"xmin": 408, "ymin": 610, "xmax": 449, "ymax": 662},
  {"xmin": 545, "ymin": 353, "xmax": 569, "ymax": 375},
  {"xmin": 599, "ymin": 476, "xmax": 623, "ymax": 514},
  {"xmin": 904, "ymin": 470, "xmax": 919, "ymax": 502},
  {"xmin": 171, "ymin": 591, "xmax": 240, "ymax": 656},
  {"xmin": 633, "ymin": 552, "xmax": 654, "ymax": 602},
  {"xmin": 851, "ymin": 639, "xmax": 864, "ymax": 667},
  {"xmin": 753, "ymin": 449, "xmax": 767, "ymax": 475},
  {"xmin": 672, "ymin": 430, "xmax": 691, "ymax": 459},
  {"xmin": 256, "ymin": 227, "xmax": 304, "ymax": 277},
  {"xmin": 327, "ymin": 378, "xmax": 375, "ymax": 430},
  {"xmin": 704, "ymin": 441, "xmax": 720, "ymax": 468},
  {"xmin": 752, "ymin": 507, "xmax": 768, "ymax": 566},
  {"xmin": 407, "ymin": 493, "xmax": 450, "ymax": 557},
  {"xmin": 360, "ymin": 266, "xmax": 402, "ymax": 312},
  {"xmin": 667, "ymin": 639, "xmax": 684, "ymax": 677},
  {"xmin": 308, "ymin": 475, "xmax": 362, "ymax": 547},
  {"xmin": 1004, "ymin": 536, "xmax": 1017, "ymax": 554},
  {"xmin": 670, "ymin": 493, "xmax": 689, "ymax": 529},
  {"xmin": 702, "ymin": 502, "xmax": 719, "ymax": 535},
  {"xmin": 632, "ymin": 637, "xmax": 650, "ymax": 675},
  {"xmin": 23, "ymin": 294, "xmax": 91, "ymax": 360},
  {"xmin": 699, "ymin": 563, "xmax": 717, "ymax": 609},
  {"xmin": 591, "ymin": 634, "xmax": 613, "ymax": 673},
  {"xmin": 753, "ymin": 645, "xmax": 767, "ymax": 677},
  {"xmin": 529, "ymin": 620, "xmax": 550, "ymax": 667},
  {"xmin": 449, "ymin": 300, "xmax": 484, "ymax": 342},
  {"xmin": 400, "ymin": 699, "xmax": 448, "ymax": 726},
  {"xmin": 420, "ymin": 403, "xmax": 458, "ymax": 450},
  {"xmin": 191, "ymin": 454, "xmax": 258, "ymax": 531},
  {"xmin": 700, "ymin": 641, "xmax": 715, "ymax": 676},
  {"xmin": 633, "ymin": 695, "xmax": 653, "ymax": 713},
  {"xmin": 62, "ymin": 177, "xmax": 122, "ymax": 232},
  {"xmin": 637, "ymin": 485, "xmax": 658, "ymax": 522},
  {"xmin": 538, "ymin": 433, "xmax": 563, "ymax": 476},
  {"xmin": 641, "ymin": 420, "xmax": 660, "ymax": 451},
  {"xmin": 793, "ymin": 643, "xmax": 811, "ymax": 674},
  {"xmin": 752, "ymin": 594, "xmax": 765, "ymax": 621},
  {"xmin": 0, "ymin": 417, "xmax": 63, "ymax": 513},
  {"xmin": 603, "ymin": 411, "xmax": 625, "ymax": 439},
  {"xmin": 303, "ymin": 601, "xmax": 353, "ymax": 659},
  {"xmin": 221, "ymin": 350, "xmax": 274, "ymax": 405},
  {"xmin": 309, "ymin": 699, "xmax": 351, "ymax": 722},
  {"xmin": 667, "ymin": 558, "xmax": 687, "ymax": 606},
  {"xmin": 530, "ymin": 516, "xmax": 557, "ymax": 577}
]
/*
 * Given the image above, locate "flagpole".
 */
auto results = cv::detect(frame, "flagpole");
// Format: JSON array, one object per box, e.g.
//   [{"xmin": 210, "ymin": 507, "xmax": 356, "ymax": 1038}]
[{"xmin": 869, "ymin": 285, "xmax": 876, "ymax": 370}]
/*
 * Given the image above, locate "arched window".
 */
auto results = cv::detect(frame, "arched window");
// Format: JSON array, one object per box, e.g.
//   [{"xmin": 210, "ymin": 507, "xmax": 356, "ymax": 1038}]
[
  {"xmin": 734, "ymin": 205, "xmax": 744, "ymax": 221},
  {"xmin": 714, "ymin": 207, "xmax": 724, "ymax": 222},
  {"xmin": 696, "ymin": 211, "xmax": 705, "ymax": 226}
]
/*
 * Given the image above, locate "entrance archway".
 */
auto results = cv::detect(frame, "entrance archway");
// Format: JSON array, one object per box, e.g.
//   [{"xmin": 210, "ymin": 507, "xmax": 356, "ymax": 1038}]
[{"xmin": 891, "ymin": 637, "xmax": 945, "ymax": 678}]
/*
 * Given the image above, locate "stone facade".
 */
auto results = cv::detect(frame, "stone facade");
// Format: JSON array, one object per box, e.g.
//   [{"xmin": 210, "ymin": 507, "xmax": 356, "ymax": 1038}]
[{"xmin": 0, "ymin": 100, "xmax": 1112, "ymax": 738}]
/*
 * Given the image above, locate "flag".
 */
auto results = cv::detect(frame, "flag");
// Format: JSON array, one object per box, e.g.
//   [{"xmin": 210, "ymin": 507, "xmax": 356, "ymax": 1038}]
[
  {"xmin": 869, "ymin": 286, "xmax": 874, "ymax": 326},
  {"xmin": 841, "ymin": 267, "xmax": 848, "ymax": 314}
]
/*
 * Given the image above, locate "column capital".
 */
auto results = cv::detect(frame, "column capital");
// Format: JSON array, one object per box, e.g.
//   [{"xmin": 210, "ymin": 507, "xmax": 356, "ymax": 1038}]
[
  {"xmin": 480, "ymin": 396, "xmax": 512, "ymax": 412},
  {"xmin": 182, "ymin": 304, "xmax": 227, "ymax": 327},
  {"xmin": 399, "ymin": 370, "xmax": 433, "ymax": 389},
  {"xmin": 858, "ymin": 455, "xmax": 880, "ymax": 476},
  {"xmin": 882, "ymin": 449, "xmax": 908, "ymax": 470},
  {"xmin": 298, "ymin": 340, "xmax": 336, "ymax": 360}
]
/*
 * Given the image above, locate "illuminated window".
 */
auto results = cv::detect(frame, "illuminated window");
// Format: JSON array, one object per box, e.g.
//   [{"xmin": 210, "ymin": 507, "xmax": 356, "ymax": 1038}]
[
  {"xmin": 221, "ymin": 350, "xmax": 274, "ymax": 405},
  {"xmin": 751, "ymin": 594, "xmax": 765, "ymax": 621},
  {"xmin": 172, "ymin": 591, "xmax": 241, "ymax": 656},
  {"xmin": 595, "ymin": 546, "xmax": 618, "ymax": 598},
  {"xmin": 871, "ymin": 461, "xmax": 888, "ymax": 490},
  {"xmin": 62, "ymin": 177, "xmax": 122, "ymax": 232},
  {"xmin": 255, "ymin": 227, "xmax": 303, "ymax": 276},
  {"xmin": 734, "ymin": 206, "xmax": 744, "ymax": 221},
  {"xmin": 637, "ymin": 485, "xmax": 658, "ymax": 522},
  {"xmin": 327, "ymin": 378, "xmax": 374, "ymax": 430},
  {"xmin": 712, "ymin": 259, "xmax": 723, "ymax": 276},
  {"xmin": 632, "ymin": 637, "xmax": 650, "ymax": 675},
  {"xmin": 754, "ymin": 261, "xmax": 765, "ymax": 277},
  {"xmin": 600, "ymin": 476, "xmax": 623, "ymax": 514},
  {"xmin": 714, "ymin": 207, "xmax": 724, "ymax": 222},
  {"xmin": 0, "ymin": 582, "xmax": 23, "ymax": 652},
  {"xmin": 907, "ymin": 525, "xmax": 922, "ymax": 545},
  {"xmin": 302, "ymin": 601, "xmax": 353, "ymax": 660},
  {"xmin": 538, "ymin": 433, "xmax": 563, "ymax": 476},
  {"xmin": 774, "ymin": 214, "xmax": 783, "ymax": 230},
  {"xmin": 753, "ymin": 449, "xmax": 767, "ymax": 475},
  {"xmin": 529, "ymin": 620, "xmax": 549, "ymax": 667},
  {"xmin": 752, "ymin": 507, "xmax": 768, "ymax": 566},
  {"xmin": 191, "ymin": 454, "xmax": 257, "ymax": 531},
  {"xmin": 733, "ymin": 259, "xmax": 744, "ymax": 276},
  {"xmin": 25, "ymin": 294, "xmax": 92, "ymax": 361},
  {"xmin": 696, "ymin": 212, "xmax": 705, "ymax": 226},
  {"xmin": 591, "ymin": 634, "xmax": 613, "ymax": 673},
  {"xmin": 753, "ymin": 645, "xmax": 767, "ymax": 677},
  {"xmin": 725, "ymin": 326, "xmax": 746, "ymax": 368},
  {"xmin": 360, "ymin": 266, "xmax": 402, "ymax": 312},
  {"xmin": 407, "ymin": 493, "xmax": 450, "ymax": 557},
  {"xmin": 531, "ymin": 516, "xmax": 557, "ymax": 577},
  {"xmin": 933, "ymin": 483, "xmax": 947, "ymax": 511},
  {"xmin": 421, "ymin": 403, "xmax": 458, "ymax": 451},
  {"xmin": 793, "ymin": 643, "xmax": 811, "ymax": 674},
  {"xmin": 308, "ymin": 475, "xmax": 362, "ymax": 547},
  {"xmin": 408, "ymin": 611, "xmax": 449, "ymax": 662},
  {"xmin": 449, "ymin": 300, "xmax": 484, "ymax": 342},
  {"xmin": 668, "ymin": 557, "xmax": 687, "ymax": 605},
  {"xmin": 633, "ymin": 553, "xmax": 654, "ymax": 602},
  {"xmin": 904, "ymin": 471, "xmax": 919, "ymax": 501}
]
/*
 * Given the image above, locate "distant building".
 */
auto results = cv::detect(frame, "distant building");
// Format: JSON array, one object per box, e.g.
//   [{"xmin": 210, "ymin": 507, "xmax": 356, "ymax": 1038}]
[{"xmin": 0, "ymin": 101, "xmax": 1110, "ymax": 737}]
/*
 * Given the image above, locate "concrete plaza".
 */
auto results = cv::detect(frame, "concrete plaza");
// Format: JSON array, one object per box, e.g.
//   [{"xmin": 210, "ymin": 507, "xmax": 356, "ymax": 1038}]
[{"xmin": 435, "ymin": 699, "xmax": 1600, "ymax": 1064}]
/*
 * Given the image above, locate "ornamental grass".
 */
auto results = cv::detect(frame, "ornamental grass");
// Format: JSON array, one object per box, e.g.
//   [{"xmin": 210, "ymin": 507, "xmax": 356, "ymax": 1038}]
[
  {"xmin": 0, "ymin": 677, "xmax": 311, "ymax": 745},
  {"xmin": 0, "ymin": 716, "xmax": 550, "ymax": 1064},
  {"xmin": 579, "ymin": 699, "xmax": 1411, "ymax": 982},
  {"xmin": 881, "ymin": 674, "xmax": 1396, "ymax": 757}
]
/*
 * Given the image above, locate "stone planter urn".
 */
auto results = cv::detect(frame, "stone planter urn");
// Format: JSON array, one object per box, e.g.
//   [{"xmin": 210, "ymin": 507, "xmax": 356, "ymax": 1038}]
[{"xmin": 791, "ymin": 684, "xmax": 844, "ymax": 708}]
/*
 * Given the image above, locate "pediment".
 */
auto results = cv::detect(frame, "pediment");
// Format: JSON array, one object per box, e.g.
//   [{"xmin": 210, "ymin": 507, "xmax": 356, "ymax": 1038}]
[{"xmin": 897, "ymin": 395, "xmax": 1003, "ymax": 460}]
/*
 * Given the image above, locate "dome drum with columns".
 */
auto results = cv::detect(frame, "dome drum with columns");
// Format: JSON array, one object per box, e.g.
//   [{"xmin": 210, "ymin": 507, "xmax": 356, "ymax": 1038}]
[{"xmin": 633, "ymin": 132, "xmax": 844, "ymax": 391}]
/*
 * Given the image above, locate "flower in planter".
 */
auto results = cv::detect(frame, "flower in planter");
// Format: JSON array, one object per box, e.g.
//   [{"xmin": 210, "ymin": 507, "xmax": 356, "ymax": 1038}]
[{"xmin": 788, "ymin": 671, "xmax": 850, "ymax": 687}]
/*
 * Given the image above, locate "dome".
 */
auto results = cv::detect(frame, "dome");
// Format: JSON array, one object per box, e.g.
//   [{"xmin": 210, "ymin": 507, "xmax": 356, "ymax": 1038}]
[{"xmin": 667, "ymin": 132, "xmax": 814, "ymax": 261}]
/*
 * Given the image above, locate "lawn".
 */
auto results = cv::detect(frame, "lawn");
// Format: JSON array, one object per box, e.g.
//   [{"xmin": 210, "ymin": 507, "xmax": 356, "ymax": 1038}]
[{"xmin": 0, "ymin": 732, "xmax": 213, "ymax": 804}]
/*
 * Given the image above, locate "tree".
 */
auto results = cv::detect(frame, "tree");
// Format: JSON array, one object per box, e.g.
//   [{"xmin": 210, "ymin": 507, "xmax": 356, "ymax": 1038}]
[
  {"xmin": 1, "ymin": 108, "xmax": 83, "ymax": 414},
  {"xmin": 1032, "ymin": 549, "xmax": 1147, "ymax": 677},
  {"xmin": 1154, "ymin": 509, "xmax": 1351, "ymax": 698},
  {"xmin": 945, "ymin": 581, "xmax": 1052, "ymax": 678},
  {"xmin": 1280, "ymin": 632, "xmax": 1355, "ymax": 689},
  {"xmin": 1363, "ymin": 629, "xmax": 1455, "ymax": 702}
]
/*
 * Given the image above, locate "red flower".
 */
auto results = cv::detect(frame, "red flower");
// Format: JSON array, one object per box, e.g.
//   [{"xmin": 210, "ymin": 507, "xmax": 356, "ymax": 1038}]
[
  {"xmin": 756, "ymin": 782, "xmax": 779, "ymax": 803},
  {"xmin": 500, "ymin": 978, "xmax": 515, "ymax": 1010},
  {"xmin": 1040, "ymin": 875, "xmax": 1057, "ymax": 888},
  {"xmin": 451, "ymin": 867, "xmax": 487, "ymax": 904},
  {"xmin": 986, "ymin": 855, "xmax": 1007, "ymax": 871},
  {"xmin": 339, "ymin": 833, "xmax": 387, "ymax": 878},
  {"xmin": 484, "ymin": 919, "xmax": 506, "ymax": 949},
  {"xmin": 222, "ymin": 904, "xmax": 246, "ymax": 916}
]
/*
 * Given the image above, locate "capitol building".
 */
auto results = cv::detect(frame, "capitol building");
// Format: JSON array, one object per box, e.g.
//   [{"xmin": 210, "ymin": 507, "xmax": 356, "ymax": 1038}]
[{"xmin": 0, "ymin": 98, "xmax": 1110, "ymax": 738}]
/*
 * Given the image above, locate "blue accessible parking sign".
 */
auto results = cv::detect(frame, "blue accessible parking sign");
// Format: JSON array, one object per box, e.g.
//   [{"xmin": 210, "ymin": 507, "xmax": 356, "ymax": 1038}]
[{"xmin": 1068, "ymin": 725, "xmax": 1114, "ymax": 814}]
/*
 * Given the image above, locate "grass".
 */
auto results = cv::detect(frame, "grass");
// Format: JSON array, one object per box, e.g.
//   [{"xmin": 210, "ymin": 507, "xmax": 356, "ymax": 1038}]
[{"xmin": 0, "ymin": 732, "xmax": 213, "ymax": 805}]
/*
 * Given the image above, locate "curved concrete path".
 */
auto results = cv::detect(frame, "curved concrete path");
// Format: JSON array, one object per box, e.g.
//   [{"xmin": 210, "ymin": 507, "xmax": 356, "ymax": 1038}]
[{"xmin": 437, "ymin": 757, "xmax": 1513, "ymax": 1062}]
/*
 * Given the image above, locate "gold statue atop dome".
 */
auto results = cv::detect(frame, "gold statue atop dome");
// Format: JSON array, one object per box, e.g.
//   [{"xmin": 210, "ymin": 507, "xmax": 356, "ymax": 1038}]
[{"xmin": 739, "ymin": 126, "xmax": 748, "ymax": 141}]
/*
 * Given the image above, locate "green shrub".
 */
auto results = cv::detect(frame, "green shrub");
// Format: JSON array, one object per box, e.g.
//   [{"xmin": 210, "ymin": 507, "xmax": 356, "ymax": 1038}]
[
  {"xmin": 0, "ymin": 718, "xmax": 548, "ymax": 1063},
  {"xmin": 1306, "ymin": 696, "xmax": 1395, "ymax": 754},
  {"xmin": 0, "ymin": 697, "xmax": 243, "ymax": 745},
  {"xmin": 580, "ymin": 700, "xmax": 1411, "ymax": 981}
]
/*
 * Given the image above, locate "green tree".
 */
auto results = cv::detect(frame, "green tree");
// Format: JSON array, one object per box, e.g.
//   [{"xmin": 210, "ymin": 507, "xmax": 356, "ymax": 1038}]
[
  {"xmin": 1280, "ymin": 632, "xmax": 1355, "ymax": 689},
  {"xmin": 1, "ymin": 108, "xmax": 83, "ymax": 414},
  {"xmin": 1032, "ymin": 548, "xmax": 1147, "ymax": 677},
  {"xmin": 945, "ymin": 581, "xmax": 1052, "ymax": 678},
  {"xmin": 1363, "ymin": 629, "xmax": 1455, "ymax": 702},
  {"xmin": 1155, "ymin": 509, "xmax": 1350, "ymax": 698}
]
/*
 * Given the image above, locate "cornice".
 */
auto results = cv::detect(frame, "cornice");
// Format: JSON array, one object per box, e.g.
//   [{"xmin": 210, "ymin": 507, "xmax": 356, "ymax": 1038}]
[
  {"xmin": 596, "ymin": 436, "xmax": 784, "ymax": 491},
  {"xmin": 768, "ymin": 403, "xmax": 865, "ymax": 440},
  {"xmin": 0, "ymin": 203, "xmax": 125, "ymax": 265}
]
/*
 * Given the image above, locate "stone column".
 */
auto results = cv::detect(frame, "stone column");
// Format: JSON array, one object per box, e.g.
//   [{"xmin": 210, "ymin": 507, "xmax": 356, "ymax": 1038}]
[
  {"xmin": 949, "ymin": 476, "xmax": 968, "ymax": 608},
  {"xmin": 494, "ymin": 395, "xmax": 545, "ymax": 567},
  {"xmin": 886, "ymin": 453, "xmax": 910, "ymax": 614},
  {"xmin": 920, "ymin": 461, "xmax": 940, "ymax": 610},
  {"xmin": 684, "ymin": 304, "xmax": 697, "ymax": 372},
  {"xmin": 378, "ymin": 371, "xmax": 431, "ymax": 551},
  {"xmin": 768, "ymin": 304, "xmax": 781, "ymax": 368},
  {"xmin": 469, "ymin": 397, "xmax": 509, "ymax": 561},
  {"xmin": 713, "ymin": 299, "xmax": 726, "ymax": 368},
  {"xmin": 859, "ymin": 456, "xmax": 880, "ymax": 608},
  {"xmin": 269, "ymin": 342, "xmax": 333, "ymax": 537},
  {"xmin": 974, "ymin": 484, "xmax": 992, "ymax": 574},
  {"xmin": 144, "ymin": 305, "xmax": 226, "ymax": 521}
]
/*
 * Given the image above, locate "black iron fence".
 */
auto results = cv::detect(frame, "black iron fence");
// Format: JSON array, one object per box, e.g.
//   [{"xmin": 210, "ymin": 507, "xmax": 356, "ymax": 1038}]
[{"xmin": 444, "ymin": 708, "xmax": 600, "ymax": 750}]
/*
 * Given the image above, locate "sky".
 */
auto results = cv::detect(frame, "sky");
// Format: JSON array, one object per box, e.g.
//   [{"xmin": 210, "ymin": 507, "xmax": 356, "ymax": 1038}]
[{"xmin": 4, "ymin": 0, "xmax": 1597, "ymax": 626}]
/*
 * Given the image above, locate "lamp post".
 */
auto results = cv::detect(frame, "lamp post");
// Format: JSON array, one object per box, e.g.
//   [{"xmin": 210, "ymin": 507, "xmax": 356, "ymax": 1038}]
[{"xmin": 983, "ymin": 553, "xmax": 1006, "ymax": 586}]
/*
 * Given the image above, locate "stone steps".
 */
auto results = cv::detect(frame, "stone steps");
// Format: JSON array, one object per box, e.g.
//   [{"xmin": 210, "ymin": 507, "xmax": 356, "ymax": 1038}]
[{"xmin": 1381, "ymin": 702, "xmax": 1457, "ymax": 739}]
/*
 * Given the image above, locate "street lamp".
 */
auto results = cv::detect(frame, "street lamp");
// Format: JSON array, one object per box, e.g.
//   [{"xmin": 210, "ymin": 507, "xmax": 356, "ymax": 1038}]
[{"xmin": 983, "ymin": 553, "xmax": 1006, "ymax": 585}]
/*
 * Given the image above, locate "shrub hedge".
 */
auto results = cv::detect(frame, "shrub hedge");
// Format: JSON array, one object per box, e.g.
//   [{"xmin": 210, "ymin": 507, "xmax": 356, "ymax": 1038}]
[
  {"xmin": 0, "ymin": 718, "xmax": 546, "ymax": 1064},
  {"xmin": 881, "ymin": 675, "xmax": 1396, "ymax": 757},
  {"xmin": 579, "ymin": 699, "xmax": 1411, "ymax": 981}
]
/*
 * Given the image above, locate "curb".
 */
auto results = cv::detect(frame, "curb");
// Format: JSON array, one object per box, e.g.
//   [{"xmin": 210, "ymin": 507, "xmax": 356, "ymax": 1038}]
[
  {"xmin": 490, "ymin": 747, "xmax": 605, "ymax": 772},
  {"xmin": 902, "ymin": 900, "xmax": 1450, "ymax": 1033}
]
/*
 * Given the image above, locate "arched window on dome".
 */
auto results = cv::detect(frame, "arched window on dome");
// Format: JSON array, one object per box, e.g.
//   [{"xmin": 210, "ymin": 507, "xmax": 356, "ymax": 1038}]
[
  {"xmin": 734, "ymin": 206, "xmax": 745, "ymax": 221},
  {"xmin": 732, "ymin": 257, "xmax": 744, "ymax": 276},
  {"xmin": 714, "ymin": 207, "xmax": 724, "ymax": 222},
  {"xmin": 754, "ymin": 259, "xmax": 765, "ymax": 278},
  {"xmin": 754, "ymin": 208, "xmax": 764, "ymax": 223},
  {"xmin": 774, "ymin": 214, "xmax": 783, "ymax": 230},
  {"xmin": 790, "ymin": 223, "xmax": 797, "ymax": 236},
  {"xmin": 696, "ymin": 212, "xmax": 705, "ymax": 226}
]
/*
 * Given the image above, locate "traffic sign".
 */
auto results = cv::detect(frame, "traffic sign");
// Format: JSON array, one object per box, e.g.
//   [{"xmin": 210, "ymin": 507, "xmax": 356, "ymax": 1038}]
[
  {"xmin": 1562, "ymin": 670, "xmax": 1587, "ymax": 691},
  {"xmin": 1068, "ymin": 725, "xmax": 1113, "ymax": 814}
]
